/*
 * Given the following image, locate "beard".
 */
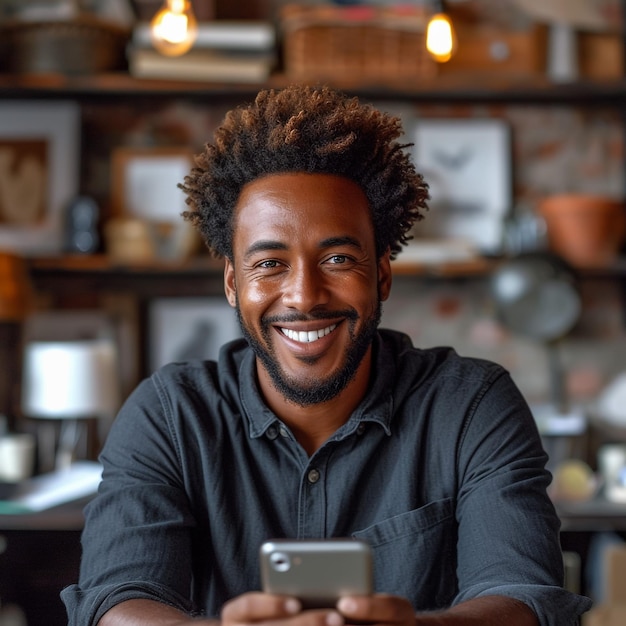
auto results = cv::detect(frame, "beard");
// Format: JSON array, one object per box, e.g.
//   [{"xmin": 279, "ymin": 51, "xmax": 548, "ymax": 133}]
[{"xmin": 236, "ymin": 302, "xmax": 382, "ymax": 407}]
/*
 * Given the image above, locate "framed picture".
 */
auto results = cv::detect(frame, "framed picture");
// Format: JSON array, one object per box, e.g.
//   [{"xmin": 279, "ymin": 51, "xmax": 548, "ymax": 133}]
[
  {"xmin": 111, "ymin": 146, "xmax": 193, "ymax": 220},
  {"xmin": 110, "ymin": 146, "xmax": 196, "ymax": 259},
  {"xmin": 411, "ymin": 119, "xmax": 512, "ymax": 254},
  {"xmin": 148, "ymin": 297, "xmax": 242, "ymax": 372},
  {"xmin": 0, "ymin": 101, "xmax": 80, "ymax": 255}
]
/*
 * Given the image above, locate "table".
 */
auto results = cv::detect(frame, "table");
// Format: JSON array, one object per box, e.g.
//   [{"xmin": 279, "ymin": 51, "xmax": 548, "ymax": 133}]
[
  {"xmin": 2, "ymin": 494, "xmax": 625, "ymax": 623},
  {"xmin": 556, "ymin": 497, "xmax": 626, "ymax": 533},
  {"xmin": 0, "ymin": 499, "xmax": 88, "ymax": 626}
]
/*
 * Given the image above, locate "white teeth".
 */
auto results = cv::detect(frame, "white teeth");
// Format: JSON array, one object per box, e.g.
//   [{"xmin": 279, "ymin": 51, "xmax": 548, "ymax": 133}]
[{"xmin": 281, "ymin": 324, "xmax": 337, "ymax": 343}]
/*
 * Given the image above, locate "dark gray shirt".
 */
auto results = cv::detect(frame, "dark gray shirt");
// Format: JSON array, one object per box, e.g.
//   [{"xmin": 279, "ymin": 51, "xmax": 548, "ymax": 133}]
[{"xmin": 62, "ymin": 330, "xmax": 591, "ymax": 625}]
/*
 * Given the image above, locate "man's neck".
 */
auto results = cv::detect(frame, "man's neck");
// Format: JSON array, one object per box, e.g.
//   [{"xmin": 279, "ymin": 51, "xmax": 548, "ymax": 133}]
[{"xmin": 256, "ymin": 352, "xmax": 372, "ymax": 456}]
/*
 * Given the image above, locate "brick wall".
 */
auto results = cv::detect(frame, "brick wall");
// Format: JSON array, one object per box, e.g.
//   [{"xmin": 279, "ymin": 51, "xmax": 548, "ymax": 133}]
[{"xmin": 79, "ymin": 98, "xmax": 626, "ymax": 412}]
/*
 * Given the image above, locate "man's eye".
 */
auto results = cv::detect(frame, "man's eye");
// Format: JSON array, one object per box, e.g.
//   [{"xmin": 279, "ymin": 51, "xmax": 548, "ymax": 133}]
[
  {"xmin": 328, "ymin": 255, "xmax": 347, "ymax": 264},
  {"xmin": 259, "ymin": 260, "xmax": 279, "ymax": 269}
]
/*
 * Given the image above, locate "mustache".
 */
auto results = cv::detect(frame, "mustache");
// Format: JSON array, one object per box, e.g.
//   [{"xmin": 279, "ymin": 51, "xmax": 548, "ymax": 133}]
[{"xmin": 263, "ymin": 309, "xmax": 358, "ymax": 325}]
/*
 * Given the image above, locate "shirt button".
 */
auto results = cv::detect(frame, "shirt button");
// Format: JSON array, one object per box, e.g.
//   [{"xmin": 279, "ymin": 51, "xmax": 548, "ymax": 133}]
[
  {"xmin": 266, "ymin": 426, "xmax": 278, "ymax": 440},
  {"xmin": 307, "ymin": 469, "xmax": 320, "ymax": 484},
  {"xmin": 357, "ymin": 423, "xmax": 366, "ymax": 435},
  {"xmin": 279, "ymin": 426, "xmax": 289, "ymax": 438}
]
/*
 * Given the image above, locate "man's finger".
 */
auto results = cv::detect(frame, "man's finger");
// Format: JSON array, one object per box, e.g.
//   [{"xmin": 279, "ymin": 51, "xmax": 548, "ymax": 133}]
[
  {"xmin": 337, "ymin": 594, "xmax": 414, "ymax": 625},
  {"xmin": 222, "ymin": 592, "xmax": 302, "ymax": 623}
]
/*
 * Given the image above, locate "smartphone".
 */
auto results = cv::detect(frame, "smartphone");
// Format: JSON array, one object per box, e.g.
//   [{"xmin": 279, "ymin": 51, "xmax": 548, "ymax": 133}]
[{"xmin": 259, "ymin": 538, "xmax": 373, "ymax": 609}]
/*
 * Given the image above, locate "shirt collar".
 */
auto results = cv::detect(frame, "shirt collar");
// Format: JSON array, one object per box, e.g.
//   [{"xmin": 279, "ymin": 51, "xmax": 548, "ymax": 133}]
[{"xmin": 238, "ymin": 332, "xmax": 399, "ymax": 439}]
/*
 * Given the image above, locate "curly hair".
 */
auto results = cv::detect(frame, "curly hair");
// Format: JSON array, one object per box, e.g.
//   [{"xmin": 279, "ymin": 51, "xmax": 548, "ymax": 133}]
[{"xmin": 181, "ymin": 84, "xmax": 429, "ymax": 260}]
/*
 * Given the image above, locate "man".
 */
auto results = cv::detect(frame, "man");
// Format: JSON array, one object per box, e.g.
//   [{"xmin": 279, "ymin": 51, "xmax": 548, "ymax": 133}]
[{"xmin": 62, "ymin": 84, "xmax": 591, "ymax": 625}]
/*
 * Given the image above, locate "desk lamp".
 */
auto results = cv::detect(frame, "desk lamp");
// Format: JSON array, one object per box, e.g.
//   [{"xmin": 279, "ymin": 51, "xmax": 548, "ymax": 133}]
[
  {"xmin": 21, "ymin": 339, "xmax": 120, "ymax": 472},
  {"xmin": 491, "ymin": 251, "xmax": 582, "ymax": 412},
  {"xmin": 490, "ymin": 251, "xmax": 584, "ymax": 467}
]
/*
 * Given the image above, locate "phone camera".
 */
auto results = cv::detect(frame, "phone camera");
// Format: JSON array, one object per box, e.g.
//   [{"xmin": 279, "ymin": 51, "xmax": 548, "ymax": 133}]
[{"xmin": 269, "ymin": 551, "xmax": 291, "ymax": 572}]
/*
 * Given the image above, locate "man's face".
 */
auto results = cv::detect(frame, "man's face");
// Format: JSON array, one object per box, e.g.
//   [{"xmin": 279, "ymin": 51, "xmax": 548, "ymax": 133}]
[{"xmin": 224, "ymin": 172, "xmax": 392, "ymax": 407}]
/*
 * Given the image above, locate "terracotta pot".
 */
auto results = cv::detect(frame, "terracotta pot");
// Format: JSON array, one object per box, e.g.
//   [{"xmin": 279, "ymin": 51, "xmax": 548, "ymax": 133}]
[{"xmin": 537, "ymin": 194, "xmax": 626, "ymax": 267}]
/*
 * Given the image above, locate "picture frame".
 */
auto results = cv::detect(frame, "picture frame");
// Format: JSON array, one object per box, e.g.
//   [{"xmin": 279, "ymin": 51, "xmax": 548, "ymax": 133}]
[
  {"xmin": 148, "ymin": 297, "xmax": 242, "ymax": 372},
  {"xmin": 111, "ymin": 146, "xmax": 193, "ymax": 221},
  {"xmin": 411, "ymin": 118, "xmax": 512, "ymax": 255},
  {"xmin": 110, "ymin": 146, "xmax": 197, "ymax": 259},
  {"xmin": 0, "ymin": 101, "xmax": 80, "ymax": 255}
]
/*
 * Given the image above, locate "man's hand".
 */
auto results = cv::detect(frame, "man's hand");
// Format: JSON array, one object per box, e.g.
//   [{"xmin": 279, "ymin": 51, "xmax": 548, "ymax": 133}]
[
  {"xmin": 222, "ymin": 593, "xmax": 537, "ymax": 626},
  {"xmin": 337, "ymin": 595, "xmax": 416, "ymax": 626},
  {"xmin": 342, "ymin": 595, "xmax": 538, "ymax": 626},
  {"xmin": 98, "ymin": 593, "xmax": 537, "ymax": 626},
  {"xmin": 221, "ymin": 592, "xmax": 416, "ymax": 626},
  {"xmin": 222, "ymin": 592, "xmax": 341, "ymax": 626}
]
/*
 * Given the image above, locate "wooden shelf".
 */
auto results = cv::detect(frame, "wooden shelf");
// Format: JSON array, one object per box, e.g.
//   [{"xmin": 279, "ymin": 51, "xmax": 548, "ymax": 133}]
[
  {"xmin": 27, "ymin": 253, "xmax": 626, "ymax": 280},
  {"xmin": 28, "ymin": 253, "xmax": 224, "ymax": 274},
  {"xmin": 556, "ymin": 496, "xmax": 626, "ymax": 532},
  {"xmin": 27, "ymin": 254, "xmax": 227, "ymax": 298},
  {"xmin": 0, "ymin": 498, "xmax": 88, "ymax": 531},
  {"xmin": 28, "ymin": 252, "xmax": 494, "ymax": 280},
  {"xmin": 2, "ymin": 72, "xmax": 626, "ymax": 105}
]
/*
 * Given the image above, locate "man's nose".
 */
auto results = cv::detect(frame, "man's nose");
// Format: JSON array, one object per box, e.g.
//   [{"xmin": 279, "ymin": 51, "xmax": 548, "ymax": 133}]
[{"xmin": 281, "ymin": 263, "xmax": 330, "ymax": 311}]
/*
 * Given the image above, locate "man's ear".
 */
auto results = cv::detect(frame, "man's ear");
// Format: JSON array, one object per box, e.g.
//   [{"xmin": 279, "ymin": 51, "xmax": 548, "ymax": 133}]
[
  {"xmin": 224, "ymin": 257, "xmax": 237, "ymax": 307},
  {"xmin": 378, "ymin": 248, "xmax": 392, "ymax": 302}
]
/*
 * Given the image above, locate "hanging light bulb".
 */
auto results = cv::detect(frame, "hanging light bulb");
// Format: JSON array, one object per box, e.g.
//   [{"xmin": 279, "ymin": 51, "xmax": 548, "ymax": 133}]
[
  {"xmin": 150, "ymin": 0, "xmax": 198, "ymax": 57},
  {"xmin": 426, "ymin": 2, "xmax": 457, "ymax": 63}
]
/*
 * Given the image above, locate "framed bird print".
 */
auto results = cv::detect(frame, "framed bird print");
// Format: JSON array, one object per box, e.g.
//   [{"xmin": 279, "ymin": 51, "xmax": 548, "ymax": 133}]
[
  {"xmin": 148, "ymin": 297, "xmax": 241, "ymax": 372},
  {"xmin": 411, "ymin": 118, "xmax": 512, "ymax": 255}
]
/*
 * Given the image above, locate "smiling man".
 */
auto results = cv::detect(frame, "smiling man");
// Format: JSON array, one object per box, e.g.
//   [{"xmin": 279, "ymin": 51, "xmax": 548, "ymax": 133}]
[
  {"xmin": 63, "ymin": 85, "xmax": 591, "ymax": 626},
  {"xmin": 226, "ymin": 173, "xmax": 389, "ymax": 453}
]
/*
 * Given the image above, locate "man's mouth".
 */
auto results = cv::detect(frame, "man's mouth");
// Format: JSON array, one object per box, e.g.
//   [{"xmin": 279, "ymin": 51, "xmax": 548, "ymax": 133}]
[{"xmin": 279, "ymin": 324, "xmax": 337, "ymax": 344}]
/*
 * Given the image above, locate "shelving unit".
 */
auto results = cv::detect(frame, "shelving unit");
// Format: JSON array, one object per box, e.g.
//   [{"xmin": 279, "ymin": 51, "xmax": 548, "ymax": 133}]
[
  {"xmin": 2, "ymin": 72, "xmax": 626, "ymax": 105},
  {"xmin": 2, "ymin": 56, "xmax": 626, "ymax": 609},
  {"xmin": 4, "ymin": 68, "xmax": 622, "ymax": 386}
]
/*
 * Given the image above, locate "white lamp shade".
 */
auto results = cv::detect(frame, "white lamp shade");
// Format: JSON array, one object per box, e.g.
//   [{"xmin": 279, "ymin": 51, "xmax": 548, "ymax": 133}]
[{"xmin": 22, "ymin": 339, "xmax": 121, "ymax": 419}]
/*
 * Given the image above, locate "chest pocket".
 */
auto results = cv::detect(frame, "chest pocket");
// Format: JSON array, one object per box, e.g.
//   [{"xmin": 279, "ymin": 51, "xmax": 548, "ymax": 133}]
[{"xmin": 352, "ymin": 498, "xmax": 457, "ymax": 610}]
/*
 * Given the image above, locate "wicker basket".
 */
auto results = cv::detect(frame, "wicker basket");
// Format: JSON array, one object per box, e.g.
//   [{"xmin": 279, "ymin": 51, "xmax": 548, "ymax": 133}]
[
  {"xmin": 0, "ymin": 15, "xmax": 130, "ymax": 75},
  {"xmin": 281, "ymin": 4, "xmax": 437, "ymax": 83}
]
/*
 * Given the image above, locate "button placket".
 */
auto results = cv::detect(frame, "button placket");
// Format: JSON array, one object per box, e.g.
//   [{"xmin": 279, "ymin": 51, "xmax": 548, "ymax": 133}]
[{"xmin": 298, "ymin": 460, "xmax": 326, "ymax": 537}]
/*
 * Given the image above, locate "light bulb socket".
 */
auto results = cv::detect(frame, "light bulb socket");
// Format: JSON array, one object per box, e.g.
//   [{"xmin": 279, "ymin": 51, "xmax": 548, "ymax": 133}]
[{"xmin": 431, "ymin": 0, "xmax": 445, "ymax": 13}]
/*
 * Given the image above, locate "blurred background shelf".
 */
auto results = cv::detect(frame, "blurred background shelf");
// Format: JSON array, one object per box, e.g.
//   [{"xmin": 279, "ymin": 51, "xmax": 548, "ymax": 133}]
[{"xmin": 2, "ymin": 72, "xmax": 626, "ymax": 104}]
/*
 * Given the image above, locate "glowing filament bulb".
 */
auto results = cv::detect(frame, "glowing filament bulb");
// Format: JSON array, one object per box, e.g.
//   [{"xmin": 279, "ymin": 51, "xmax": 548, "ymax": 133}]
[
  {"xmin": 426, "ymin": 13, "xmax": 456, "ymax": 63},
  {"xmin": 150, "ymin": 0, "xmax": 198, "ymax": 57}
]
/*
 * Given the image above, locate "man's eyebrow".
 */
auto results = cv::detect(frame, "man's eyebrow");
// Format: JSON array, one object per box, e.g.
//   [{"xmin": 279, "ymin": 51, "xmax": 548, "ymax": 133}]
[
  {"xmin": 320, "ymin": 236, "xmax": 364, "ymax": 251},
  {"xmin": 244, "ymin": 236, "xmax": 364, "ymax": 259},
  {"xmin": 244, "ymin": 240, "xmax": 288, "ymax": 259}
]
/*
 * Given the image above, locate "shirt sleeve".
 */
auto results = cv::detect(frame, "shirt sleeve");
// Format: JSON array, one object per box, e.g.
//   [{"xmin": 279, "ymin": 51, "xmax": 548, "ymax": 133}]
[
  {"xmin": 452, "ymin": 369, "xmax": 592, "ymax": 625},
  {"xmin": 61, "ymin": 374, "xmax": 200, "ymax": 626}
]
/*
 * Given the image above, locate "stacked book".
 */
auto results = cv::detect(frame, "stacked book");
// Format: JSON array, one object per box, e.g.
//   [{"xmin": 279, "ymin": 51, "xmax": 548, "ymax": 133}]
[{"xmin": 128, "ymin": 21, "xmax": 277, "ymax": 83}]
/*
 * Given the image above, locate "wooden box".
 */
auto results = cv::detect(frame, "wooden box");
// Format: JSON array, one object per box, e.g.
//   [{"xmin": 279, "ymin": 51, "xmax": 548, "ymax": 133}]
[
  {"xmin": 579, "ymin": 32, "xmax": 623, "ymax": 80},
  {"xmin": 281, "ymin": 3, "xmax": 437, "ymax": 83},
  {"xmin": 440, "ymin": 23, "xmax": 548, "ymax": 78}
]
